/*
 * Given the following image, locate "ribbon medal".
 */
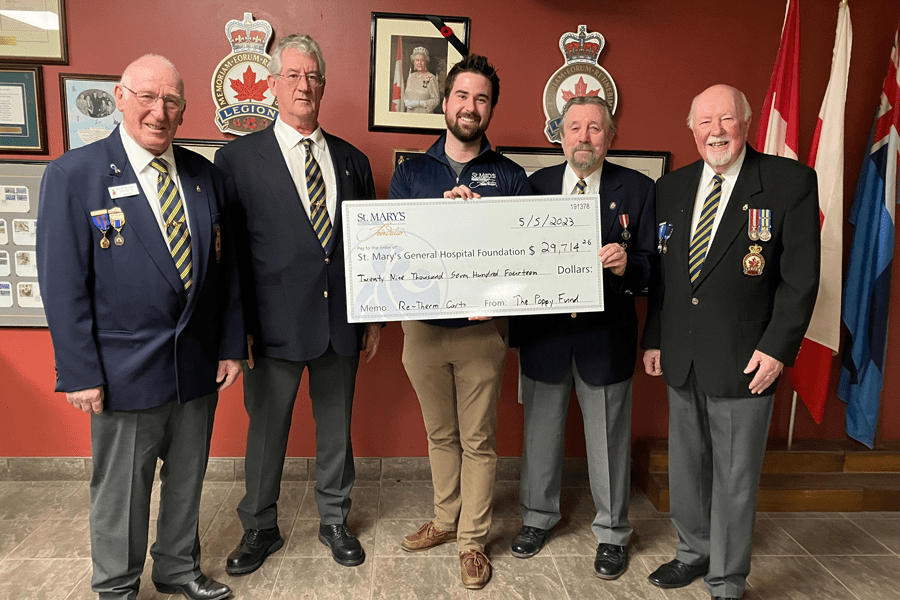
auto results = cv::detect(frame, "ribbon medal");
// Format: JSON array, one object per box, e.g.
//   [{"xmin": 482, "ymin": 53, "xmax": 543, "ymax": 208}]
[
  {"xmin": 90, "ymin": 209, "xmax": 111, "ymax": 249},
  {"xmin": 759, "ymin": 209, "xmax": 772, "ymax": 242},
  {"xmin": 108, "ymin": 207, "xmax": 126, "ymax": 246},
  {"xmin": 657, "ymin": 222, "xmax": 674, "ymax": 254},
  {"xmin": 742, "ymin": 244, "xmax": 765, "ymax": 276},
  {"xmin": 619, "ymin": 214, "xmax": 631, "ymax": 241},
  {"xmin": 748, "ymin": 209, "xmax": 760, "ymax": 241}
]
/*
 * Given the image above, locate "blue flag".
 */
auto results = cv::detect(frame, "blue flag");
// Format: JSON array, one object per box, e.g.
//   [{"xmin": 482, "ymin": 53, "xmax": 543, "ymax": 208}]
[{"xmin": 838, "ymin": 31, "xmax": 900, "ymax": 448}]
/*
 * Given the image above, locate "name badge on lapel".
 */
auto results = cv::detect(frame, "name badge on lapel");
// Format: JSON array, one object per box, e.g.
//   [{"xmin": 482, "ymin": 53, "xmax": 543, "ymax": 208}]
[{"xmin": 107, "ymin": 183, "xmax": 139, "ymax": 199}]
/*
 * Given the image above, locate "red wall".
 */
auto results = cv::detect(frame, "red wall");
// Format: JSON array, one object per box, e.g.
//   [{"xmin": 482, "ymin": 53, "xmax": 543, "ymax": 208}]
[{"xmin": 2, "ymin": 0, "xmax": 899, "ymax": 457}]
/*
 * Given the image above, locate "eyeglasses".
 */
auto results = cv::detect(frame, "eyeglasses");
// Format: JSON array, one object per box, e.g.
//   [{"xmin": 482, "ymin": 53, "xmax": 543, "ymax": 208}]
[
  {"xmin": 121, "ymin": 84, "xmax": 185, "ymax": 112},
  {"xmin": 273, "ymin": 71, "xmax": 324, "ymax": 88}
]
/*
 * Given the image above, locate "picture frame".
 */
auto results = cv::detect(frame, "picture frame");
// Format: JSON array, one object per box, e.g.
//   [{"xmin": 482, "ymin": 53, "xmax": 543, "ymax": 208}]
[
  {"xmin": 59, "ymin": 74, "xmax": 122, "ymax": 151},
  {"xmin": 392, "ymin": 148, "xmax": 426, "ymax": 175},
  {"xmin": 369, "ymin": 12, "xmax": 470, "ymax": 134},
  {"xmin": 0, "ymin": 0, "xmax": 68, "ymax": 64},
  {"xmin": 174, "ymin": 139, "xmax": 228, "ymax": 163},
  {"xmin": 0, "ymin": 160, "xmax": 49, "ymax": 327},
  {"xmin": 497, "ymin": 146, "xmax": 671, "ymax": 181},
  {"xmin": 0, "ymin": 65, "xmax": 47, "ymax": 154}
]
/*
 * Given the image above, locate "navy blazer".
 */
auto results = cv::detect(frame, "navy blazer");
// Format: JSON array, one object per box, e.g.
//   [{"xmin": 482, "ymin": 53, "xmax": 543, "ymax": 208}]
[
  {"xmin": 641, "ymin": 145, "xmax": 820, "ymax": 397},
  {"xmin": 510, "ymin": 161, "xmax": 655, "ymax": 387},
  {"xmin": 36, "ymin": 127, "xmax": 245, "ymax": 411},
  {"xmin": 215, "ymin": 125, "xmax": 376, "ymax": 362}
]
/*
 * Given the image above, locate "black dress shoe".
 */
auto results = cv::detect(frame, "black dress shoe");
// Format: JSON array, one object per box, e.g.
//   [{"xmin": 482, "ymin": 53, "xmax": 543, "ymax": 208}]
[
  {"xmin": 319, "ymin": 523, "xmax": 365, "ymax": 566},
  {"xmin": 648, "ymin": 558, "xmax": 709, "ymax": 588},
  {"xmin": 594, "ymin": 543, "xmax": 627, "ymax": 580},
  {"xmin": 154, "ymin": 573, "xmax": 231, "ymax": 600},
  {"xmin": 511, "ymin": 525, "xmax": 552, "ymax": 558},
  {"xmin": 225, "ymin": 526, "xmax": 283, "ymax": 575}
]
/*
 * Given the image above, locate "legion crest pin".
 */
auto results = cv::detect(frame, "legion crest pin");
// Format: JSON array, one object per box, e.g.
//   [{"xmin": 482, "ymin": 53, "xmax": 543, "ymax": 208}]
[
  {"xmin": 211, "ymin": 13, "xmax": 279, "ymax": 136},
  {"xmin": 542, "ymin": 25, "xmax": 618, "ymax": 144}
]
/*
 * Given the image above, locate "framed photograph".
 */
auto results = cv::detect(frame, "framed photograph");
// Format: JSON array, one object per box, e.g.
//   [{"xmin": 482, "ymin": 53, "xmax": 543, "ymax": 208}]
[
  {"xmin": 174, "ymin": 139, "xmax": 228, "ymax": 163},
  {"xmin": 0, "ymin": 160, "xmax": 48, "ymax": 326},
  {"xmin": 0, "ymin": 65, "xmax": 47, "ymax": 154},
  {"xmin": 0, "ymin": 0, "xmax": 68, "ymax": 64},
  {"xmin": 60, "ymin": 74, "xmax": 122, "ymax": 151},
  {"xmin": 497, "ymin": 146, "xmax": 671, "ymax": 181},
  {"xmin": 392, "ymin": 148, "xmax": 425, "ymax": 174},
  {"xmin": 369, "ymin": 12, "xmax": 470, "ymax": 134}
]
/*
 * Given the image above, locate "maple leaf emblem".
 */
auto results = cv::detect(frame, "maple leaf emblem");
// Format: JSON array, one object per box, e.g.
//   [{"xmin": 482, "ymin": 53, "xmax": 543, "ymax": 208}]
[
  {"xmin": 230, "ymin": 67, "xmax": 268, "ymax": 102},
  {"xmin": 561, "ymin": 77, "xmax": 602, "ymax": 102}
]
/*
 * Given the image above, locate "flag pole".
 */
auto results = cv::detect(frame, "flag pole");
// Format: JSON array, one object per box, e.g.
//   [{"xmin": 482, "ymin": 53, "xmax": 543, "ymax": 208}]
[{"xmin": 788, "ymin": 391, "xmax": 798, "ymax": 450}]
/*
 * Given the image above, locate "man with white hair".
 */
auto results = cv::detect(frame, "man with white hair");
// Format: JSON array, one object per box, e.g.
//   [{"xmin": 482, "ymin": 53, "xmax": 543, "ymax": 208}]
[
  {"xmin": 642, "ymin": 84, "xmax": 820, "ymax": 600},
  {"xmin": 38, "ymin": 54, "xmax": 244, "ymax": 600}
]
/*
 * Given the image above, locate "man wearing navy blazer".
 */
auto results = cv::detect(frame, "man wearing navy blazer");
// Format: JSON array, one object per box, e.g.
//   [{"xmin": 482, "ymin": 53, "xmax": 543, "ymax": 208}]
[
  {"xmin": 509, "ymin": 96, "xmax": 655, "ymax": 580},
  {"xmin": 37, "ymin": 55, "xmax": 244, "ymax": 600},
  {"xmin": 215, "ymin": 34, "xmax": 380, "ymax": 572},
  {"xmin": 642, "ymin": 85, "xmax": 819, "ymax": 600}
]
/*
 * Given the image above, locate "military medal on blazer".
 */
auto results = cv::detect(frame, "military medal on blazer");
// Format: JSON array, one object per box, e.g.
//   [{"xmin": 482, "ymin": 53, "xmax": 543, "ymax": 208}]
[
  {"xmin": 619, "ymin": 214, "xmax": 631, "ymax": 244},
  {"xmin": 742, "ymin": 244, "xmax": 765, "ymax": 276},
  {"xmin": 91, "ymin": 209, "xmax": 111, "ymax": 249},
  {"xmin": 743, "ymin": 208, "xmax": 771, "ymax": 276},
  {"xmin": 108, "ymin": 207, "xmax": 125, "ymax": 246},
  {"xmin": 657, "ymin": 221, "xmax": 673, "ymax": 254},
  {"xmin": 211, "ymin": 13, "xmax": 279, "ymax": 136},
  {"xmin": 542, "ymin": 25, "xmax": 618, "ymax": 143}
]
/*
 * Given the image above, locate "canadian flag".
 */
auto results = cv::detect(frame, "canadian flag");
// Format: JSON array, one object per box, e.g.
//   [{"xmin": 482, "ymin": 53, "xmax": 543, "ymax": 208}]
[
  {"xmin": 391, "ymin": 36, "xmax": 405, "ymax": 112},
  {"xmin": 789, "ymin": 0, "xmax": 852, "ymax": 423},
  {"xmin": 755, "ymin": 0, "xmax": 801, "ymax": 159}
]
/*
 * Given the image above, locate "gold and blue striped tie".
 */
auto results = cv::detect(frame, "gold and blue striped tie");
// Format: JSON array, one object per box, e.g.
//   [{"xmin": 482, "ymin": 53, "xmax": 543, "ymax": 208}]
[
  {"xmin": 575, "ymin": 179, "xmax": 587, "ymax": 194},
  {"xmin": 688, "ymin": 174, "xmax": 723, "ymax": 284},
  {"xmin": 302, "ymin": 139, "xmax": 334, "ymax": 254},
  {"xmin": 150, "ymin": 158, "xmax": 192, "ymax": 294}
]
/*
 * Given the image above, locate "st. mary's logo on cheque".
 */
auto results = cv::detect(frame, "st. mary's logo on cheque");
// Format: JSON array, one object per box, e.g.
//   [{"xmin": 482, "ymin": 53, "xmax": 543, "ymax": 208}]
[
  {"xmin": 211, "ymin": 12, "xmax": 279, "ymax": 135},
  {"xmin": 543, "ymin": 25, "xmax": 618, "ymax": 144}
]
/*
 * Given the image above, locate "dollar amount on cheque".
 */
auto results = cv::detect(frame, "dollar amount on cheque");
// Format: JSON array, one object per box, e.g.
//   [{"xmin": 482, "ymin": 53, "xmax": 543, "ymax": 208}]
[{"xmin": 342, "ymin": 195, "xmax": 605, "ymax": 322}]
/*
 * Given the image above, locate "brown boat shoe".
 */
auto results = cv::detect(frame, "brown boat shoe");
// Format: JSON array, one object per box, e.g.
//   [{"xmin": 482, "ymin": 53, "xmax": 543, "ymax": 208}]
[
  {"xmin": 460, "ymin": 549, "xmax": 491, "ymax": 589},
  {"xmin": 401, "ymin": 521, "xmax": 457, "ymax": 552}
]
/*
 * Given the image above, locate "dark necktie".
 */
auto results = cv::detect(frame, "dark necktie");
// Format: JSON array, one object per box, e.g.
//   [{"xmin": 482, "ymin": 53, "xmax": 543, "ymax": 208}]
[
  {"xmin": 150, "ymin": 158, "xmax": 192, "ymax": 293},
  {"xmin": 688, "ymin": 174, "xmax": 724, "ymax": 284},
  {"xmin": 302, "ymin": 138, "xmax": 334, "ymax": 255},
  {"xmin": 575, "ymin": 179, "xmax": 587, "ymax": 194}
]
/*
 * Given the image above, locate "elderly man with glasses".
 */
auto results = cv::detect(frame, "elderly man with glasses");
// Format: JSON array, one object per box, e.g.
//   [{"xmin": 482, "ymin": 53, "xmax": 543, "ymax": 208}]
[{"xmin": 215, "ymin": 33, "xmax": 380, "ymax": 573}]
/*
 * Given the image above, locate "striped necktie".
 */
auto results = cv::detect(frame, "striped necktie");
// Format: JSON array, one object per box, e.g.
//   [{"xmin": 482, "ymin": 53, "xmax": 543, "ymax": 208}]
[
  {"xmin": 688, "ymin": 174, "xmax": 724, "ymax": 284},
  {"xmin": 302, "ymin": 139, "xmax": 334, "ymax": 254},
  {"xmin": 575, "ymin": 179, "xmax": 587, "ymax": 194},
  {"xmin": 150, "ymin": 158, "xmax": 192, "ymax": 293}
]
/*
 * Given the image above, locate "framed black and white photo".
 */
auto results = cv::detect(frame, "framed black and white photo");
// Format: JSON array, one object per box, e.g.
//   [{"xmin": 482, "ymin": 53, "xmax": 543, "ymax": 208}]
[
  {"xmin": 369, "ymin": 12, "xmax": 470, "ymax": 134},
  {"xmin": 60, "ymin": 74, "xmax": 122, "ymax": 151}
]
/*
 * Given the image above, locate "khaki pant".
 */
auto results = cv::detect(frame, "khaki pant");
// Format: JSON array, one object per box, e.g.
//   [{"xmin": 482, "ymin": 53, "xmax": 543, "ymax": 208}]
[{"xmin": 401, "ymin": 319, "xmax": 508, "ymax": 551}]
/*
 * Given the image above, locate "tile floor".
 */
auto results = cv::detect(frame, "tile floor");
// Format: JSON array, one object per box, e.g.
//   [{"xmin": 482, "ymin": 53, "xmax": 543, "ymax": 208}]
[{"xmin": 1, "ymin": 478, "xmax": 898, "ymax": 599}]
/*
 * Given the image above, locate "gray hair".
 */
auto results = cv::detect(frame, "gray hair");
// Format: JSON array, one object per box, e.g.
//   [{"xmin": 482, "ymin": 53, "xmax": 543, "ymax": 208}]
[
  {"xmin": 561, "ymin": 96, "xmax": 617, "ymax": 137},
  {"xmin": 686, "ymin": 86, "xmax": 751, "ymax": 128},
  {"xmin": 410, "ymin": 47, "xmax": 430, "ymax": 63},
  {"xmin": 268, "ymin": 34, "xmax": 326, "ymax": 77}
]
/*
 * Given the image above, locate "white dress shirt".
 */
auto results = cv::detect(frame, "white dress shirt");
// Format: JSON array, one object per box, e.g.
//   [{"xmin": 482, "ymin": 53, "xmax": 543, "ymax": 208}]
[
  {"xmin": 272, "ymin": 117, "xmax": 337, "ymax": 219},
  {"xmin": 688, "ymin": 147, "xmax": 747, "ymax": 245},
  {"xmin": 562, "ymin": 162, "xmax": 604, "ymax": 196},
  {"xmin": 119, "ymin": 126, "xmax": 191, "ymax": 240}
]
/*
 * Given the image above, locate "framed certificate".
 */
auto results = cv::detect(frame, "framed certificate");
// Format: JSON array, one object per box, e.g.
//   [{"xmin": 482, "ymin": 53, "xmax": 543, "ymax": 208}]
[
  {"xmin": 369, "ymin": 12, "xmax": 469, "ymax": 134},
  {"xmin": 0, "ymin": 0, "xmax": 68, "ymax": 64},
  {"xmin": 0, "ymin": 64, "xmax": 47, "ymax": 154},
  {"xmin": 60, "ymin": 74, "xmax": 122, "ymax": 151}
]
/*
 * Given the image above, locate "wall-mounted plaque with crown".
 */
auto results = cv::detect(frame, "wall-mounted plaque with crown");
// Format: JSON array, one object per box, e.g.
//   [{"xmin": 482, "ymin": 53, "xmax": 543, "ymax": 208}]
[
  {"xmin": 542, "ymin": 25, "xmax": 618, "ymax": 144},
  {"xmin": 210, "ymin": 12, "xmax": 279, "ymax": 136}
]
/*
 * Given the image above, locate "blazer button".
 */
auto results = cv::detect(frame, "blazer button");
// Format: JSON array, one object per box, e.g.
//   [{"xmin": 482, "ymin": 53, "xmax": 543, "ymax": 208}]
[
  {"xmin": 325, "ymin": 257, "xmax": 331, "ymax": 265},
  {"xmin": 692, "ymin": 298, "xmax": 699, "ymax": 305},
  {"xmin": 324, "ymin": 291, "xmax": 329, "ymax": 298},
  {"xmin": 571, "ymin": 313, "xmax": 577, "ymax": 318}
]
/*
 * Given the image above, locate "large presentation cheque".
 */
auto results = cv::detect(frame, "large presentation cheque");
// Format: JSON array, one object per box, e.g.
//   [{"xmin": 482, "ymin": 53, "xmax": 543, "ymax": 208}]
[{"xmin": 342, "ymin": 195, "xmax": 604, "ymax": 322}]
